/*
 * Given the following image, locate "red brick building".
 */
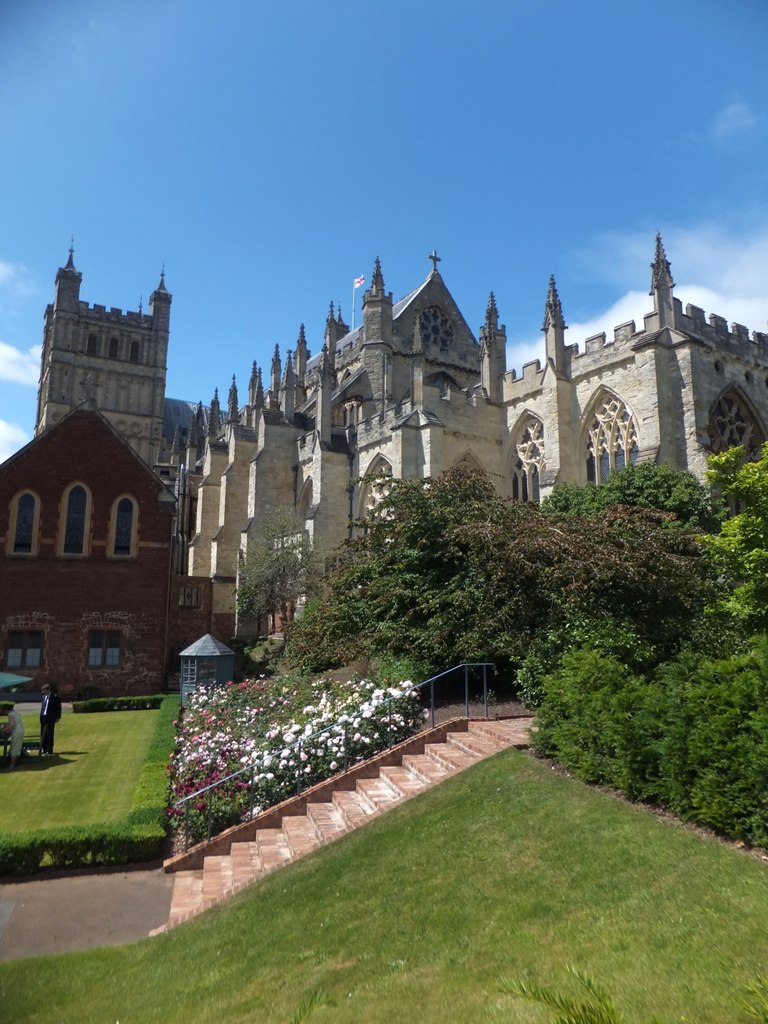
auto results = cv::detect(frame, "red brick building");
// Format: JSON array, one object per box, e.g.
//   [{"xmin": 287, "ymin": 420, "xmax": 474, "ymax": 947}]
[{"xmin": 0, "ymin": 407, "xmax": 211, "ymax": 697}]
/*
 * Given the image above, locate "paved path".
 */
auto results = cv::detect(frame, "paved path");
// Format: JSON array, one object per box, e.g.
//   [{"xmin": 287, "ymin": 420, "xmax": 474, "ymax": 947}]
[{"xmin": 0, "ymin": 863, "xmax": 173, "ymax": 961}]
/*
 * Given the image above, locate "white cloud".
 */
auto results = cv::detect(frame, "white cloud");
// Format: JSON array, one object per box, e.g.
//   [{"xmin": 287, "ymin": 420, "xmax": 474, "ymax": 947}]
[
  {"xmin": 0, "ymin": 340, "xmax": 41, "ymax": 386},
  {"xmin": 0, "ymin": 421, "xmax": 30, "ymax": 465},
  {"xmin": 0, "ymin": 261, "xmax": 35, "ymax": 302},
  {"xmin": 508, "ymin": 223, "xmax": 768, "ymax": 373},
  {"xmin": 710, "ymin": 101, "xmax": 759, "ymax": 142}
]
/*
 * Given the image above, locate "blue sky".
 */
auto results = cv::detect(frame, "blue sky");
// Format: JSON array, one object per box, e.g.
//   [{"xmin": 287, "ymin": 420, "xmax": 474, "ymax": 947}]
[{"xmin": 1, "ymin": 0, "xmax": 767, "ymax": 461}]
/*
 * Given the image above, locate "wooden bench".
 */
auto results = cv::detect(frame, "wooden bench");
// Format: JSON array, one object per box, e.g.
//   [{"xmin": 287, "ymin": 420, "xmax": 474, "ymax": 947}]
[{"xmin": 0, "ymin": 736, "xmax": 42, "ymax": 760}]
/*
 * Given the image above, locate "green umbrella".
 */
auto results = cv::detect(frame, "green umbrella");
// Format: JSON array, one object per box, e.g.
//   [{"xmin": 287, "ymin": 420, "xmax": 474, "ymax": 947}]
[{"xmin": 0, "ymin": 672, "xmax": 34, "ymax": 690}]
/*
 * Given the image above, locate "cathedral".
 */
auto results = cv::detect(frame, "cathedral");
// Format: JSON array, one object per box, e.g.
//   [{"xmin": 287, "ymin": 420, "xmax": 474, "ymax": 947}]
[{"xmin": 26, "ymin": 237, "xmax": 768, "ymax": 649}]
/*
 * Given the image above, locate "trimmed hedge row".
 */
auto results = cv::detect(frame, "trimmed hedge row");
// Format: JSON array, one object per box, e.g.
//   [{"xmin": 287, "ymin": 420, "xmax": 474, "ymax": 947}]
[
  {"xmin": 534, "ymin": 640, "xmax": 768, "ymax": 847},
  {"xmin": 72, "ymin": 695, "xmax": 166, "ymax": 713},
  {"xmin": 0, "ymin": 695, "xmax": 179, "ymax": 874}
]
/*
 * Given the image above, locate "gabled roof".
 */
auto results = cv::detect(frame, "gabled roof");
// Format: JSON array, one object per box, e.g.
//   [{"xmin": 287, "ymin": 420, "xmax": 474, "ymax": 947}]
[{"xmin": 0, "ymin": 406, "xmax": 175, "ymax": 503}]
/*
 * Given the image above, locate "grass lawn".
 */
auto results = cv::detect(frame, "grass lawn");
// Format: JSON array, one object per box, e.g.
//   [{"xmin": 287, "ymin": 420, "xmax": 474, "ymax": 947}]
[
  {"xmin": 3, "ymin": 747, "xmax": 768, "ymax": 1023},
  {"xmin": 0, "ymin": 709, "xmax": 160, "ymax": 830}
]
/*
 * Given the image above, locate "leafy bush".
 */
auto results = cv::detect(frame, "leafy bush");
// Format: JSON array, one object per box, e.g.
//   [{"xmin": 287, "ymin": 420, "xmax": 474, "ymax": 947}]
[{"xmin": 168, "ymin": 677, "xmax": 425, "ymax": 845}]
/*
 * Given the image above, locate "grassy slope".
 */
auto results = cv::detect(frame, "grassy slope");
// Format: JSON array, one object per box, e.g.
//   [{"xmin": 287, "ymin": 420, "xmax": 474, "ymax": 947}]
[
  {"xmin": 3, "ymin": 749, "xmax": 768, "ymax": 1023},
  {"xmin": 0, "ymin": 710, "xmax": 159, "ymax": 829}
]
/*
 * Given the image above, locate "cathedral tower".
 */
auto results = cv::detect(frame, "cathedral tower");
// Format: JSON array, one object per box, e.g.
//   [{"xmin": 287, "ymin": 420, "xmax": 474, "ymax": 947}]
[{"xmin": 36, "ymin": 251, "xmax": 172, "ymax": 466}]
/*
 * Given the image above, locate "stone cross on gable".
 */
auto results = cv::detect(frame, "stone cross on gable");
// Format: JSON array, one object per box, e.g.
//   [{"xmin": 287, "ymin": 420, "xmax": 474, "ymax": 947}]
[
  {"xmin": 79, "ymin": 374, "xmax": 97, "ymax": 409},
  {"xmin": 428, "ymin": 250, "xmax": 441, "ymax": 272}
]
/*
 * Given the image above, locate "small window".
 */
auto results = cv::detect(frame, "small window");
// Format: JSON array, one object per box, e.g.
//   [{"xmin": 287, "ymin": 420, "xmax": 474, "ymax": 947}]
[
  {"xmin": 87, "ymin": 334, "xmax": 99, "ymax": 356},
  {"xmin": 7, "ymin": 630, "xmax": 42, "ymax": 669},
  {"xmin": 13, "ymin": 493, "xmax": 36, "ymax": 553},
  {"xmin": 109, "ymin": 337, "xmax": 119, "ymax": 359},
  {"xmin": 63, "ymin": 485, "xmax": 88, "ymax": 554},
  {"xmin": 88, "ymin": 630, "xmax": 121, "ymax": 668},
  {"xmin": 129, "ymin": 341, "xmax": 140, "ymax": 364}
]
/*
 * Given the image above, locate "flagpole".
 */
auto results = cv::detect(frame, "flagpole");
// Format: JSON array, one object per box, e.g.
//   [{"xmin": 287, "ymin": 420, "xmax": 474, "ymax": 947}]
[{"xmin": 352, "ymin": 281, "xmax": 356, "ymax": 330}]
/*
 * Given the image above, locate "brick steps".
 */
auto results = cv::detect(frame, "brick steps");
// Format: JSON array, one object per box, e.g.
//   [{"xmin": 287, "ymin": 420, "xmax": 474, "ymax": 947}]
[{"xmin": 151, "ymin": 717, "xmax": 531, "ymax": 935}]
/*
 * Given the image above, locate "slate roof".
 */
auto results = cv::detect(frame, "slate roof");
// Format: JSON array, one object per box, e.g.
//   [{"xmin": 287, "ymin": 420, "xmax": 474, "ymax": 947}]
[{"xmin": 179, "ymin": 634, "xmax": 234, "ymax": 657}]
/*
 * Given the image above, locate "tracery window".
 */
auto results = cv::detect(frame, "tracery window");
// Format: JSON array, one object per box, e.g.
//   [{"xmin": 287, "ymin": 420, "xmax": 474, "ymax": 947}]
[
  {"xmin": 708, "ymin": 391, "xmax": 764, "ymax": 460},
  {"xmin": 512, "ymin": 419, "xmax": 545, "ymax": 502},
  {"xmin": 585, "ymin": 394, "xmax": 639, "ymax": 484},
  {"xmin": 359, "ymin": 460, "xmax": 393, "ymax": 520},
  {"xmin": 420, "ymin": 307, "xmax": 454, "ymax": 352}
]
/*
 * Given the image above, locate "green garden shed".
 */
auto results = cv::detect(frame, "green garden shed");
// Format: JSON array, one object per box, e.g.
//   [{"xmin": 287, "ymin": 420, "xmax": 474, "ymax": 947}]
[{"xmin": 179, "ymin": 634, "xmax": 235, "ymax": 707}]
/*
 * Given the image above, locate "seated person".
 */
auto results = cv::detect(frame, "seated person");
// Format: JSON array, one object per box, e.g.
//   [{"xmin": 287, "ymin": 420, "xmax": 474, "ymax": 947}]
[{"xmin": 0, "ymin": 701, "xmax": 25, "ymax": 769}]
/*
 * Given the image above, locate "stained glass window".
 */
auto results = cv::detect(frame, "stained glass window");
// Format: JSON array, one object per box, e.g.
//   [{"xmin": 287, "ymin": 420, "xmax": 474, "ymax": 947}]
[{"xmin": 585, "ymin": 395, "xmax": 639, "ymax": 484}]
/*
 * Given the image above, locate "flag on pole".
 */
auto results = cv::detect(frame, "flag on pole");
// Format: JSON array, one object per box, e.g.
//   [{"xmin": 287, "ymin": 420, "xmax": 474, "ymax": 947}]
[{"xmin": 354, "ymin": 275, "xmax": 365, "ymax": 288}]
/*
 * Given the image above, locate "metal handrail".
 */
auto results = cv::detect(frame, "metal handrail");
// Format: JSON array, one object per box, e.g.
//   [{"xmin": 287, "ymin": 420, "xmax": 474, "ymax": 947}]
[{"xmin": 172, "ymin": 662, "xmax": 494, "ymax": 850}]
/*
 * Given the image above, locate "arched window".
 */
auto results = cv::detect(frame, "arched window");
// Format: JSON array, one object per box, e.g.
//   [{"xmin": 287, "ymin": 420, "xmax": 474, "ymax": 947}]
[
  {"xmin": 708, "ymin": 390, "xmax": 765, "ymax": 460},
  {"xmin": 11, "ymin": 492, "xmax": 39, "ymax": 555},
  {"xmin": 512, "ymin": 418, "xmax": 545, "ymax": 502},
  {"xmin": 297, "ymin": 478, "xmax": 313, "ymax": 524},
  {"xmin": 585, "ymin": 393, "xmax": 639, "ymax": 484},
  {"xmin": 62, "ymin": 484, "xmax": 89, "ymax": 555},
  {"xmin": 358, "ymin": 458, "xmax": 393, "ymax": 521},
  {"xmin": 108, "ymin": 337, "xmax": 119, "ymax": 359},
  {"xmin": 87, "ymin": 334, "xmax": 99, "ymax": 356},
  {"xmin": 129, "ymin": 341, "xmax": 140, "ymax": 364},
  {"xmin": 112, "ymin": 497, "xmax": 136, "ymax": 556}
]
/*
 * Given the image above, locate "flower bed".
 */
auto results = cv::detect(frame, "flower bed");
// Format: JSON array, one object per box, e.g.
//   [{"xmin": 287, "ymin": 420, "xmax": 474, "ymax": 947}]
[{"xmin": 168, "ymin": 677, "xmax": 424, "ymax": 845}]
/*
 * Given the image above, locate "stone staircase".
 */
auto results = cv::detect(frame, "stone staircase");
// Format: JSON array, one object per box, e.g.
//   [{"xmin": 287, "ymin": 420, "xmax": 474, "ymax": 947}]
[{"xmin": 150, "ymin": 717, "xmax": 532, "ymax": 936}]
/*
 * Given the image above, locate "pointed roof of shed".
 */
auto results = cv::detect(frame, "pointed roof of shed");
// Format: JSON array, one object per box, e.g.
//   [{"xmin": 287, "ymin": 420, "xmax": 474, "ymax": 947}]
[{"xmin": 179, "ymin": 634, "xmax": 234, "ymax": 657}]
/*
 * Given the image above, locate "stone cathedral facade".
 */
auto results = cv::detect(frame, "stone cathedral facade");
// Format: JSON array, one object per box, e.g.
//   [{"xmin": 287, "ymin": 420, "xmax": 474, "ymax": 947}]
[{"xmin": 33, "ymin": 238, "xmax": 768, "ymax": 641}]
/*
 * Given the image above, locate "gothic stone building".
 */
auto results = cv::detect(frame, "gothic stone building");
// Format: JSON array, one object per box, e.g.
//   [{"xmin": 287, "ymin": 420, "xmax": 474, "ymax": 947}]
[{"xmin": 25, "ymin": 237, "xmax": 768, "ymax": 659}]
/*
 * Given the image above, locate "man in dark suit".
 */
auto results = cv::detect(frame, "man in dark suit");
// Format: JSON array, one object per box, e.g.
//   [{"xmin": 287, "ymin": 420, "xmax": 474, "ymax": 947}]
[{"xmin": 40, "ymin": 683, "xmax": 62, "ymax": 756}]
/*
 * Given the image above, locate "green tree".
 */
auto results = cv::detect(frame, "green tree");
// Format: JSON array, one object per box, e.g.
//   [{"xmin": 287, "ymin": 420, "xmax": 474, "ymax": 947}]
[
  {"xmin": 286, "ymin": 467, "xmax": 714, "ymax": 679},
  {"xmin": 706, "ymin": 442, "xmax": 768, "ymax": 630},
  {"xmin": 542, "ymin": 462, "xmax": 723, "ymax": 532},
  {"xmin": 237, "ymin": 507, "xmax": 322, "ymax": 628}
]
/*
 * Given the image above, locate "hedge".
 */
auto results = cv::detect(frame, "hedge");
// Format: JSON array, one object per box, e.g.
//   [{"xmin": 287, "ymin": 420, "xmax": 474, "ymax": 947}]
[
  {"xmin": 534, "ymin": 640, "xmax": 768, "ymax": 847},
  {"xmin": 0, "ymin": 695, "xmax": 179, "ymax": 875},
  {"xmin": 72, "ymin": 694, "xmax": 166, "ymax": 713}
]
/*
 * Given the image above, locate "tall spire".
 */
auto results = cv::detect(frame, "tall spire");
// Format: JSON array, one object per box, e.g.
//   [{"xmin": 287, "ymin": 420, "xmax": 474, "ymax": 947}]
[
  {"xmin": 255, "ymin": 367, "xmax": 264, "ymax": 408},
  {"xmin": 650, "ymin": 232, "xmax": 674, "ymax": 293},
  {"xmin": 227, "ymin": 374, "xmax": 239, "ymax": 422},
  {"xmin": 54, "ymin": 241, "xmax": 83, "ymax": 312},
  {"xmin": 326, "ymin": 301, "xmax": 335, "ymax": 327},
  {"xmin": 371, "ymin": 256, "xmax": 384, "ymax": 294},
  {"xmin": 542, "ymin": 275, "xmax": 566, "ymax": 332},
  {"xmin": 270, "ymin": 343, "xmax": 282, "ymax": 394},
  {"xmin": 249, "ymin": 360, "xmax": 259, "ymax": 405},
  {"xmin": 542, "ymin": 275, "xmax": 569, "ymax": 378},
  {"xmin": 480, "ymin": 293, "xmax": 506, "ymax": 403},
  {"xmin": 295, "ymin": 323, "xmax": 308, "ymax": 386},
  {"xmin": 208, "ymin": 388, "xmax": 221, "ymax": 436},
  {"xmin": 485, "ymin": 291, "xmax": 498, "ymax": 331}
]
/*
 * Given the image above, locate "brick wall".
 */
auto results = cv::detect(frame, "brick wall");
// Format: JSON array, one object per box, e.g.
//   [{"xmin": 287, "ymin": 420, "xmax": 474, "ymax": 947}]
[{"xmin": 0, "ymin": 409, "xmax": 175, "ymax": 697}]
